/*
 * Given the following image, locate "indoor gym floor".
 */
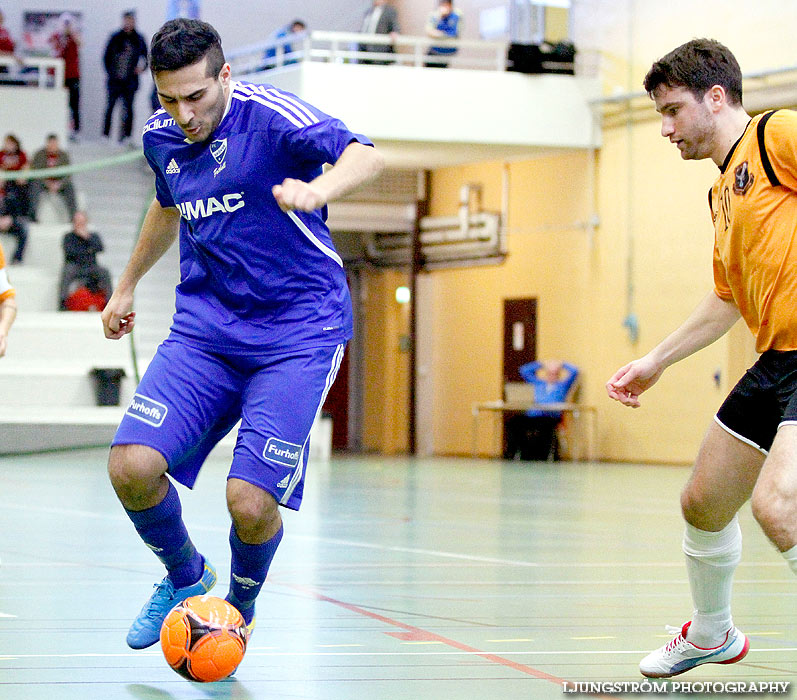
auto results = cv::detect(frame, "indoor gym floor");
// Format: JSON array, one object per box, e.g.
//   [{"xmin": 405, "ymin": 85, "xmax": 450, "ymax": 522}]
[{"xmin": 1, "ymin": 449, "xmax": 796, "ymax": 699}]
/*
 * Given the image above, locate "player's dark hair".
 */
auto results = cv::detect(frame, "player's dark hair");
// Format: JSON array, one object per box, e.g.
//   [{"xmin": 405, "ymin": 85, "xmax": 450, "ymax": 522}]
[
  {"xmin": 150, "ymin": 19, "xmax": 225, "ymax": 77},
  {"xmin": 643, "ymin": 38, "xmax": 743, "ymax": 106}
]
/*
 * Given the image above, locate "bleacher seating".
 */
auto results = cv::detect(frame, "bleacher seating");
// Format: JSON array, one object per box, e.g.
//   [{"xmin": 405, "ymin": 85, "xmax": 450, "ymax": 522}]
[{"xmin": 0, "ymin": 224, "xmax": 132, "ymax": 454}]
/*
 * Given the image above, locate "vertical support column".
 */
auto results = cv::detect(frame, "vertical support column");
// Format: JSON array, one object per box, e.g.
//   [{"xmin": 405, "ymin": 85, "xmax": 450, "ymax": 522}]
[{"xmin": 409, "ymin": 170, "xmax": 430, "ymax": 455}]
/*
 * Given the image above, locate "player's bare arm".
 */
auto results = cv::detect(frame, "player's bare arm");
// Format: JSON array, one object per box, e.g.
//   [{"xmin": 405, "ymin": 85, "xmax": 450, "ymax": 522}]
[
  {"xmin": 102, "ymin": 198, "xmax": 181, "ymax": 339},
  {"xmin": 607, "ymin": 291, "xmax": 741, "ymax": 407},
  {"xmin": 272, "ymin": 141, "xmax": 385, "ymax": 212}
]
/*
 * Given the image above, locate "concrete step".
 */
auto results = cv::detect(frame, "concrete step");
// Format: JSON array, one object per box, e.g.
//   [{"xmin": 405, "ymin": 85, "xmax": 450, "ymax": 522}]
[
  {"xmin": 0, "ymin": 405, "xmax": 124, "ymax": 454},
  {"xmin": 8, "ymin": 312, "xmax": 134, "ymax": 369},
  {"xmin": 3, "ymin": 265, "xmax": 59, "ymax": 312},
  {"xmin": 0, "ymin": 406, "xmax": 331, "ymax": 463},
  {"xmin": 0, "ymin": 367, "xmax": 134, "ymax": 407}
]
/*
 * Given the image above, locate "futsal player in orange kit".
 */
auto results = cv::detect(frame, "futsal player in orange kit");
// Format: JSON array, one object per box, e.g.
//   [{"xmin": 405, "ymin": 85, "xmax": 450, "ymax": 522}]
[
  {"xmin": 607, "ymin": 38, "xmax": 797, "ymax": 678},
  {"xmin": 0, "ymin": 242, "xmax": 16, "ymax": 358}
]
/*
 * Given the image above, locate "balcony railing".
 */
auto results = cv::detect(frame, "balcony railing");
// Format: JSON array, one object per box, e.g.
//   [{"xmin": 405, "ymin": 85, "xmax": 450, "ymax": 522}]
[
  {"xmin": 228, "ymin": 30, "xmax": 508, "ymax": 76},
  {"xmin": 0, "ymin": 56, "xmax": 64, "ymax": 88}
]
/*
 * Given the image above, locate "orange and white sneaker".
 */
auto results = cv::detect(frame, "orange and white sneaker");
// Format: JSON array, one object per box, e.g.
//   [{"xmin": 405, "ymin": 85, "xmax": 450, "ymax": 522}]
[{"xmin": 639, "ymin": 621, "xmax": 749, "ymax": 678}]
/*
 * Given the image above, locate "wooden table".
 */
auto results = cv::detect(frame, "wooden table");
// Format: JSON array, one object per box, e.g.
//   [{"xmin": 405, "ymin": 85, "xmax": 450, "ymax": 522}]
[{"xmin": 471, "ymin": 401, "xmax": 597, "ymax": 460}]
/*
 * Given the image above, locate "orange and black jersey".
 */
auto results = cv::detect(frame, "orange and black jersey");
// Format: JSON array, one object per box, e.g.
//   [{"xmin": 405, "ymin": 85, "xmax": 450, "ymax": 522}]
[
  {"xmin": 711, "ymin": 109, "xmax": 797, "ymax": 352},
  {"xmin": 0, "ymin": 243, "xmax": 14, "ymax": 303}
]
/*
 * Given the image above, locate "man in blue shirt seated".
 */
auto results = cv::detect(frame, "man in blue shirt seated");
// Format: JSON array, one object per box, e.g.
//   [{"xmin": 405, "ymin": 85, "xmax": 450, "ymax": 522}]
[
  {"xmin": 425, "ymin": 0, "xmax": 462, "ymax": 68},
  {"xmin": 101, "ymin": 18, "xmax": 384, "ymax": 654},
  {"xmin": 505, "ymin": 360, "xmax": 580, "ymax": 461}
]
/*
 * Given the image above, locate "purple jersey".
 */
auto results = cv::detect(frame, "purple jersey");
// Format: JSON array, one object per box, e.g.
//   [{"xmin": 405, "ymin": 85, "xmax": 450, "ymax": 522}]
[{"xmin": 142, "ymin": 81, "xmax": 372, "ymax": 355}]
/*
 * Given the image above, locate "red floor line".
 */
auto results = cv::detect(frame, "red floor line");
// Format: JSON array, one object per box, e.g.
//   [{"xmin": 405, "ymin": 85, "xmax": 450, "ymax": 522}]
[{"xmin": 282, "ymin": 583, "xmax": 618, "ymax": 699}]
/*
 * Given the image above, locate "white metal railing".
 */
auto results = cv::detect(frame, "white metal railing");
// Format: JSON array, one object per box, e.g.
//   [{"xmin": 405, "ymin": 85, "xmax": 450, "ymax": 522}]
[
  {"xmin": 228, "ymin": 30, "xmax": 507, "ymax": 75},
  {"xmin": 0, "ymin": 56, "xmax": 64, "ymax": 89}
]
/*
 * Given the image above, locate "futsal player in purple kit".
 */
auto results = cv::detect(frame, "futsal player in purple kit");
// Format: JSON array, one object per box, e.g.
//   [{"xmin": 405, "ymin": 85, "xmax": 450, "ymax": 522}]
[{"xmin": 101, "ymin": 18, "xmax": 384, "ymax": 650}]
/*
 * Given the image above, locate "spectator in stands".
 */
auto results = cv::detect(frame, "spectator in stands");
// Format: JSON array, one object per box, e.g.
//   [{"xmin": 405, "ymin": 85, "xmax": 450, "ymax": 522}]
[
  {"xmin": 30, "ymin": 134, "xmax": 78, "ymax": 222},
  {"xmin": 103, "ymin": 11, "xmax": 148, "ymax": 146},
  {"xmin": 504, "ymin": 360, "xmax": 580, "ymax": 461},
  {"xmin": 264, "ymin": 19, "xmax": 306, "ymax": 67},
  {"xmin": 50, "ymin": 14, "xmax": 82, "ymax": 141},
  {"xmin": 0, "ymin": 9, "xmax": 12, "ymax": 54},
  {"xmin": 358, "ymin": 0, "xmax": 399, "ymax": 65},
  {"xmin": 0, "ymin": 9, "xmax": 20, "ymax": 73},
  {"xmin": 0, "ymin": 240, "xmax": 16, "ymax": 357},
  {"xmin": 59, "ymin": 211, "xmax": 112, "ymax": 311},
  {"xmin": 0, "ymin": 193, "xmax": 28, "ymax": 264},
  {"xmin": 425, "ymin": 0, "xmax": 462, "ymax": 68},
  {"xmin": 0, "ymin": 134, "xmax": 31, "ymax": 219}
]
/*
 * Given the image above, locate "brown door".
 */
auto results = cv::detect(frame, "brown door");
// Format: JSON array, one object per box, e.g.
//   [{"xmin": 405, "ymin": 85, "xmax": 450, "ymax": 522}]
[
  {"xmin": 323, "ymin": 346, "xmax": 349, "ymax": 450},
  {"xmin": 502, "ymin": 298, "xmax": 537, "ymax": 456},
  {"xmin": 503, "ymin": 298, "xmax": 537, "ymax": 382}
]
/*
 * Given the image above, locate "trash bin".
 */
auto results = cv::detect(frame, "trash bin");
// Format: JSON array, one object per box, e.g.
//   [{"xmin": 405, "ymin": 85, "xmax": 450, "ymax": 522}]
[{"xmin": 89, "ymin": 367, "xmax": 127, "ymax": 406}]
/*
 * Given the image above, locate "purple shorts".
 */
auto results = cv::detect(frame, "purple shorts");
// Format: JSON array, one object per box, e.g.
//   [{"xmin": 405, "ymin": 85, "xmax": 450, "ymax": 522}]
[{"xmin": 112, "ymin": 337, "xmax": 344, "ymax": 510}]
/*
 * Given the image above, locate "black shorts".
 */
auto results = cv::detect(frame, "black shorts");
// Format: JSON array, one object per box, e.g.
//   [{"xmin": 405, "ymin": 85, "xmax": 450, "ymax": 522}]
[{"xmin": 716, "ymin": 349, "xmax": 797, "ymax": 453}]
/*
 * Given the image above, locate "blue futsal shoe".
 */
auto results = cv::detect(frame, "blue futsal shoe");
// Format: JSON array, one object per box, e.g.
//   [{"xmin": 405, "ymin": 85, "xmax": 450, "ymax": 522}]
[
  {"xmin": 126, "ymin": 559, "xmax": 217, "ymax": 649},
  {"xmin": 226, "ymin": 608, "xmax": 255, "ymax": 678}
]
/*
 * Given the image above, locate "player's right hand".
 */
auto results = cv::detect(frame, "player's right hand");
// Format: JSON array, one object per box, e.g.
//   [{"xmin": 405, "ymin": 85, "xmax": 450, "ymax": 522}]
[
  {"xmin": 101, "ymin": 290, "xmax": 136, "ymax": 340},
  {"xmin": 605, "ymin": 356, "xmax": 665, "ymax": 408}
]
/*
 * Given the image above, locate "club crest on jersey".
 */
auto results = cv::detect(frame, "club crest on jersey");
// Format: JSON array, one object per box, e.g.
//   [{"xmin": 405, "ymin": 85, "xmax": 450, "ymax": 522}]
[
  {"xmin": 210, "ymin": 138, "xmax": 227, "ymax": 177},
  {"xmin": 733, "ymin": 161, "xmax": 753, "ymax": 195},
  {"xmin": 263, "ymin": 437, "xmax": 302, "ymax": 468}
]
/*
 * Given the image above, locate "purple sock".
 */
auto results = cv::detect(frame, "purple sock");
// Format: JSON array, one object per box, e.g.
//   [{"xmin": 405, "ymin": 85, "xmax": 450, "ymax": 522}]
[
  {"xmin": 226, "ymin": 524, "xmax": 283, "ymax": 624},
  {"xmin": 124, "ymin": 481, "xmax": 203, "ymax": 589}
]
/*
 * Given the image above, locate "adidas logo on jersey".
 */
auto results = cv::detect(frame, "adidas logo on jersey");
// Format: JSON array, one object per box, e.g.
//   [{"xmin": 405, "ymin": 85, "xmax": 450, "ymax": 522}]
[
  {"xmin": 166, "ymin": 158, "xmax": 180, "ymax": 174},
  {"xmin": 277, "ymin": 475, "xmax": 290, "ymax": 489}
]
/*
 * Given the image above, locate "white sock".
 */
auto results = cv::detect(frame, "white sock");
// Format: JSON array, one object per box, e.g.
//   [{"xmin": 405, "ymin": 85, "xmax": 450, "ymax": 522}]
[
  {"xmin": 682, "ymin": 517, "xmax": 741, "ymax": 648},
  {"xmin": 781, "ymin": 543, "xmax": 797, "ymax": 576}
]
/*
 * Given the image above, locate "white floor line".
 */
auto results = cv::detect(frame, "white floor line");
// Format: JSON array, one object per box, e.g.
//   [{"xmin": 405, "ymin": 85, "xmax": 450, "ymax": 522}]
[
  {"xmin": 0, "ymin": 501, "xmax": 790, "ymax": 571},
  {"xmin": 2, "ymin": 647, "xmax": 797, "ymax": 660}
]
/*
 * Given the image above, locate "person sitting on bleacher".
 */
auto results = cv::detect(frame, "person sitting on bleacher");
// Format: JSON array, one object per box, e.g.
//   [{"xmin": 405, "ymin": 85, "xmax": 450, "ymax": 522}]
[
  {"xmin": 0, "ymin": 240, "xmax": 16, "ymax": 357},
  {"xmin": 59, "ymin": 211, "xmax": 112, "ymax": 311},
  {"xmin": 30, "ymin": 134, "xmax": 78, "ymax": 223},
  {"xmin": 0, "ymin": 134, "xmax": 32, "ymax": 219},
  {"xmin": 0, "ymin": 190, "xmax": 28, "ymax": 264}
]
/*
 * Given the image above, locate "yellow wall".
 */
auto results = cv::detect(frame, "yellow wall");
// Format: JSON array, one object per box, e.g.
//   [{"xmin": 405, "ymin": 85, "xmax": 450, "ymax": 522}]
[
  {"xmin": 361, "ymin": 0, "xmax": 781, "ymax": 463},
  {"xmin": 361, "ymin": 268, "xmax": 411, "ymax": 454},
  {"xmin": 361, "ymin": 122, "xmax": 753, "ymax": 463},
  {"xmin": 545, "ymin": 8, "xmax": 569, "ymax": 43}
]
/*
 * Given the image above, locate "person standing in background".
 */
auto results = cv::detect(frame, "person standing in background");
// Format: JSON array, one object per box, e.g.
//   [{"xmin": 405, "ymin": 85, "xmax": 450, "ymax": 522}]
[
  {"xmin": 358, "ymin": 0, "xmax": 400, "ymax": 65},
  {"xmin": 0, "ymin": 9, "xmax": 20, "ymax": 73},
  {"xmin": 51, "ymin": 14, "xmax": 82, "ymax": 141},
  {"xmin": 103, "ymin": 11, "xmax": 148, "ymax": 146},
  {"xmin": 264, "ymin": 19, "xmax": 306, "ymax": 67},
  {"xmin": 425, "ymin": 0, "xmax": 462, "ymax": 68}
]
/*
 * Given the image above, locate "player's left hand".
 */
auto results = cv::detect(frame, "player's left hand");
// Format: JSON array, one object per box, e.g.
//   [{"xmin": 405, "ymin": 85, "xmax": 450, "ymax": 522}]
[{"xmin": 272, "ymin": 179, "xmax": 326, "ymax": 213}]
